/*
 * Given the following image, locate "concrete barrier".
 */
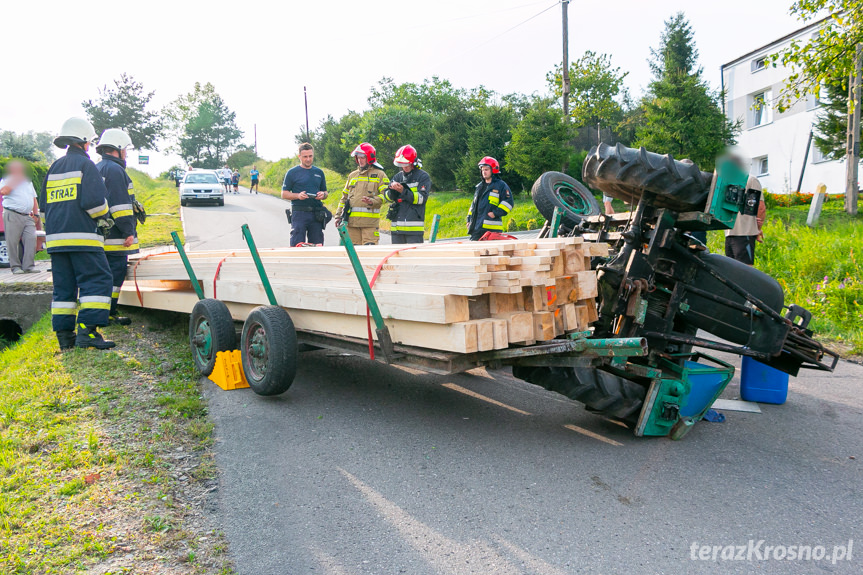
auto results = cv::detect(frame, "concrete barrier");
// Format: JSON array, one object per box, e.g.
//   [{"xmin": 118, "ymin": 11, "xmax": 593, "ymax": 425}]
[{"xmin": 0, "ymin": 286, "xmax": 52, "ymax": 340}]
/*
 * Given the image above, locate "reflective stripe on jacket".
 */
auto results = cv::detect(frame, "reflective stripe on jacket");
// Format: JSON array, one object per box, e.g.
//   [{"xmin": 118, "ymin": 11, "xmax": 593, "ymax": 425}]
[
  {"xmin": 468, "ymin": 175, "xmax": 514, "ymax": 234},
  {"xmin": 39, "ymin": 146, "xmax": 110, "ymax": 253},
  {"xmin": 97, "ymin": 155, "xmax": 139, "ymax": 254},
  {"xmin": 386, "ymin": 168, "xmax": 431, "ymax": 234},
  {"xmin": 337, "ymin": 165, "xmax": 390, "ymax": 228}
]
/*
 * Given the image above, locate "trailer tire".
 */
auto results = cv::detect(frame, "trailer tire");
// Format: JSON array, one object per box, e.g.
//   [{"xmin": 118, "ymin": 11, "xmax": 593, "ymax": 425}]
[
  {"xmin": 512, "ymin": 365, "xmax": 646, "ymax": 426},
  {"xmin": 531, "ymin": 171, "xmax": 601, "ymax": 228},
  {"xmin": 189, "ymin": 298, "xmax": 237, "ymax": 376},
  {"xmin": 241, "ymin": 305, "xmax": 298, "ymax": 396}
]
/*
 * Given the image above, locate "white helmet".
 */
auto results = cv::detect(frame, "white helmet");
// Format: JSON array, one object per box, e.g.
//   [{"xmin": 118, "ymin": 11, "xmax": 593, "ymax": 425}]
[
  {"xmin": 96, "ymin": 128, "xmax": 133, "ymax": 153},
  {"xmin": 54, "ymin": 117, "xmax": 97, "ymax": 148}
]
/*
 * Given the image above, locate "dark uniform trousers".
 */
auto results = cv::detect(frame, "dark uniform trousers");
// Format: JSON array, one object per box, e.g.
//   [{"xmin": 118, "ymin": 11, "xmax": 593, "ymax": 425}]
[
  {"xmin": 51, "ymin": 251, "xmax": 113, "ymax": 332},
  {"xmin": 290, "ymin": 209, "xmax": 325, "ymax": 246},
  {"xmin": 107, "ymin": 254, "xmax": 128, "ymax": 315},
  {"xmin": 391, "ymin": 232, "xmax": 424, "ymax": 244}
]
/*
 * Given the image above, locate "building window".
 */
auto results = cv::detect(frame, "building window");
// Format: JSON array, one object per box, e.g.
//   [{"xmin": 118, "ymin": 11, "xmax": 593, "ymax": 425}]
[
  {"xmin": 754, "ymin": 156, "xmax": 769, "ymax": 176},
  {"xmin": 752, "ymin": 90, "xmax": 773, "ymax": 128},
  {"xmin": 752, "ymin": 57, "xmax": 767, "ymax": 72}
]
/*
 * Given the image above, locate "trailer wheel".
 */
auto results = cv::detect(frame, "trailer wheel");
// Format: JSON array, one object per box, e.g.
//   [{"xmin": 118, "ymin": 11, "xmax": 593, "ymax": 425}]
[
  {"xmin": 241, "ymin": 305, "xmax": 298, "ymax": 396},
  {"xmin": 531, "ymin": 171, "xmax": 601, "ymax": 229},
  {"xmin": 512, "ymin": 365, "xmax": 646, "ymax": 427},
  {"xmin": 190, "ymin": 298, "xmax": 237, "ymax": 376}
]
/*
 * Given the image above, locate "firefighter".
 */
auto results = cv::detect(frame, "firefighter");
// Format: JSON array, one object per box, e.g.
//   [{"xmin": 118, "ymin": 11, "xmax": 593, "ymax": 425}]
[
  {"xmin": 467, "ymin": 156, "xmax": 514, "ymax": 240},
  {"xmin": 40, "ymin": 117, "xmax": 115, "ymax": 350},
  {"xmin": 96, "ymin": 129, "xmax": 139, "ymax": 326},
  {"xmin": 335, "ymin": 143, "xmax": 389, "ymax": 245},
  {"xmin": 386, "ymin": 145, "xmax": 430, "ymax": 244}
]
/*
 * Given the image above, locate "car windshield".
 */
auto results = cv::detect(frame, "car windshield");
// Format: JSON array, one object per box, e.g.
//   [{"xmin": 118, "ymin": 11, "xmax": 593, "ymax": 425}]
[{"xmin": 185, "ymin": 174, "xmax": 218, "ymax": 184}]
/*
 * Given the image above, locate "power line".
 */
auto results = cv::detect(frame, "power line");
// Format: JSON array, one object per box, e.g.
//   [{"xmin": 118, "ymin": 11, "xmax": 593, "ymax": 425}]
[{"xmin": 414, "ymin": 0, "xmax": 552, "ymax": 30}]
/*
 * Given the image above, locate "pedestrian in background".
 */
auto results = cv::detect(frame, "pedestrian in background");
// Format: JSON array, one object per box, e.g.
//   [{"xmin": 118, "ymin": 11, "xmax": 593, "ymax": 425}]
[
  {"xmin": 220, "ymin": 165, "xmax": 232, "ymax": 194},
  {"xmin": 725, "ymin": 175, "xmax": 766, "ymax": 266},
  {"xmin": 281, "ymin": 143, "xmax": 328, "ymax": 246},
  {"xmin": 232, "ymin": 169, "xmax": 240, "ymax": 193},
  {"xmin": 467, "ymin": 156, "xmax": 514, "ymax": 240},
  {"xmin": 603, "ymin": 193, "xmax": 615, "ymax": 215},
  {"xmin": 0, "ymin": 160, "xmax": 39, "ymax": 274},
  {"xmin": 250, "ymin": 165, "xmax": 260, "ymax": 194}
]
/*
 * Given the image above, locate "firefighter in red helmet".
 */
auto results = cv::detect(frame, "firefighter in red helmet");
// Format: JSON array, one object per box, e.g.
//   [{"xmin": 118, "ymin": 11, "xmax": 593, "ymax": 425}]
[
  {"xmin": 467, "ymin": 156, "xmax": 514, "ymax": 240},
  {"xmin": 335, "ymin": 143, "xmax": 390, "ymax": 245},
  {"xmin": 385, "ymin": 144, "xmax": 431, "ymax": 244}
]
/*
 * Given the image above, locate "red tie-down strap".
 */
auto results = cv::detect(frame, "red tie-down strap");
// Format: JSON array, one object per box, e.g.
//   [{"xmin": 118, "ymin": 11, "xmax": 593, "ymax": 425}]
[
  {"xmin": 365, "ymin": 246, "xmax": 418, "ymax": 360},
  {"xmin": 212, "ymin": 253, "xmax": 236, "ymax": 299},
  {"xmin": 132, "ymin": 251, "xmax": 177, "ymax": 306}
]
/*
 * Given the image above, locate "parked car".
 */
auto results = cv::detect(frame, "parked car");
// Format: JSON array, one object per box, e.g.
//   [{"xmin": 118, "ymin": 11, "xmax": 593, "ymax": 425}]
[{"xmin": 180, "ymin": 171, "xmax": 224, "ymax": 206}]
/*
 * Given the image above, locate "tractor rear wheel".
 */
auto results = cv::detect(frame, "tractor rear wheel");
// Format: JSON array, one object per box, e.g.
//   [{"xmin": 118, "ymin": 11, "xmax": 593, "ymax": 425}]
[{"xmin": 512, "ymin": 365, "xmax": 646, "ymax": 427}]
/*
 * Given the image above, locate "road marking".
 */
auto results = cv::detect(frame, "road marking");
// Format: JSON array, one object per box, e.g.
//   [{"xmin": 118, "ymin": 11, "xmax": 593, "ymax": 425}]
[
  {"xmin": 602, "ymin": 417, "xmax": 630, "ymax": 429},
  {"xmin": 564, "ymin": 424, "xmax": 624, "ymax": 446},
  {"xmin": 441, "ymin": 383, "xmax": 532, "ymax": 415}
]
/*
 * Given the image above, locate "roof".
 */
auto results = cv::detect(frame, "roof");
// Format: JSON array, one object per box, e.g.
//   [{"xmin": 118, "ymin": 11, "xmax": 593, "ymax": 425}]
[{"xmin": 721, "ymin": 14, "xmax": 834, "ymax": 70}]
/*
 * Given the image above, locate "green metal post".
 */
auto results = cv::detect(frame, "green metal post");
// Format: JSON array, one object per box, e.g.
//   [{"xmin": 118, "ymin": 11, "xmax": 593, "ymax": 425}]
[
  {"xmin": 171, "ymin": 231, "xmax": 205, "ymax": 300},
  {"xmin": 337, "ymin": 222, "xmax": 395, "ymax": 362},
  {"xmin": 240, "ymin": 224, "xmax": 278, "ymax": 306},
  {"xmin": 429, "ymin": 214, "xmax": 442, "ymax": 243},
  {"xmin": 550, "ymin": 207, "xmax": 562, "ymax": 238}
]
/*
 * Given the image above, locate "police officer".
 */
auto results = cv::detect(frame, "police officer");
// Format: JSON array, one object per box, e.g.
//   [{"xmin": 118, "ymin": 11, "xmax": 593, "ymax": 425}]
[
  {"xmin": 281, "ymin": 143, "xmax": 328, "ymax": 246},
  {"xmin": 40, "ymin": 117, "xmax": 115, "ymax": 350},
  {"xmin": 467, "ymin": 156, "xmax": 514, "ymax": 240},
  {"xmin": 335, "ymin": 142, "xmax": 389, "ymax": 245},
  {"xmin": 96, "ymin": 129, "xmax": 139, "ymax": 326},
  {"xmin": 386, "ymin": 145, "xmax": 430, "ymax": 244}
]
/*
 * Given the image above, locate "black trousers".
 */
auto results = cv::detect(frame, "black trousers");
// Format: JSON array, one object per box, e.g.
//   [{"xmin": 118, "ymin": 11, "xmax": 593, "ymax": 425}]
[
  {"xmin": 725, "ymin": 235, "xmax": 757, "ymax": 265},
  {"xmin": 50, "ymin": 250, "xmax": 112, "ymax": 332},
  {"xmin": 391, "ymin": 232, "xmax": 424, "ymax": 244},
  {"xmin": 290, "ymin": 210, "xmax": 325, "ymax": 246},
  {"xmin": 107, "ymin": 254, "xmax": 129, "ymax": 315}
]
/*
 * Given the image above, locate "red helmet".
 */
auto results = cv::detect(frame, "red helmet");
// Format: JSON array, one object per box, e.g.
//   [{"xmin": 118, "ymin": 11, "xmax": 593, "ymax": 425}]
[
  {"xmin": 478, "ymin": 156, "xmax": 500, "ymax": 174},
  {"xmin": 394, "ymin": 144, "xmax": 418, "ymax": 167},
  {"xmin": 351, "ymin": 142, "xmax": 376, "ymax": 164}
]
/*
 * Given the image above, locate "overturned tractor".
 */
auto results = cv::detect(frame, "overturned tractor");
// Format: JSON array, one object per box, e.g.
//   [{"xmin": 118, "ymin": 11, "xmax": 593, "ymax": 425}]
[{"xmin": 518, "ymin": 143, "xmax": 838, "ymax": 438}]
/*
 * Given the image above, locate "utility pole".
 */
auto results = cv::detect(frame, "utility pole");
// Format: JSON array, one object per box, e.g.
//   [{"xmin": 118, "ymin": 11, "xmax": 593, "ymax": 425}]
[
  {"xmin": 304, "ymin": 86, "xmax": 311, "ymax": 143},
  {"xmin": 254, "ymin": 123, "xmax": 258, "ymax": 158},
  {"xmin": 561, "ymin": 0, "xmax": 571, "ymax": 123},
  {"xmin": 846, "ymin": 45, "xmax": 862, "ymax": 215}
]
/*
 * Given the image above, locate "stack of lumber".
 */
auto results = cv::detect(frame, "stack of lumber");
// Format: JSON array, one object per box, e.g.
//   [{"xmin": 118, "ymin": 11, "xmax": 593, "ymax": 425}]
[{"xmin": 122, "ymin": 237, "xmax": 608, "ymax": 354}]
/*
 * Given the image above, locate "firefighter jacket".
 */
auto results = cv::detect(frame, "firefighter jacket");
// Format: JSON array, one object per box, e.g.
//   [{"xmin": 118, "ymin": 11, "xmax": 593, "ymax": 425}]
[
  {"xmin": 97, "ymin": 155, "xmax": 139, "ymax": 255},
  {"xmin": 468, "ymin": 175, "xmax": 514, "ymax": 233},
  {"xmin": 39, "ymin": 146, "xmax": 110, "ymax": 253},
  {"xmin": 336, "ymin": 164, "xmax": 390, "ymax": 228},
  {"xmin": 386, "ymin": 168, "xmax": 431, "ymax": 234}
]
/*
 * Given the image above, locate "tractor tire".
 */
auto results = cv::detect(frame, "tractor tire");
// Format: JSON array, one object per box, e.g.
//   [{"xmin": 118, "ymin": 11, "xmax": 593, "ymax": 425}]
[
  {"xmin": 189, "ymin": 298, "xmax": 237, "ymax": 376},
  {"xmin": 241, "ymin": 305, "xmax": 298, "ymax": 396},
  {"xmin": 582, "ymin": 143, "xmax": 715, "ymax": 212},
  {"xmin": 512, "ymin": 365, "xmax": 646, "ymax": 427},
  {"xmin": 531, "ymin": 171, "xmax": 601, "ymax": 228}
]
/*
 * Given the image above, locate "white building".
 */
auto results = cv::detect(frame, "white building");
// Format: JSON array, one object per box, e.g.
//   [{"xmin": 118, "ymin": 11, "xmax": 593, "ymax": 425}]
[{"xmin": 721, "ymin": 16, "xmax": 848, "ymax": 195}]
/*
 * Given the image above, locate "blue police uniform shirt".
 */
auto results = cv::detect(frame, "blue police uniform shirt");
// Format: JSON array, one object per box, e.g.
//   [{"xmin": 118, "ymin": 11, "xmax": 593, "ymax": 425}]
[{"xmin": 282, "ymin": 165, "xmax": 327, "ymax": 208}]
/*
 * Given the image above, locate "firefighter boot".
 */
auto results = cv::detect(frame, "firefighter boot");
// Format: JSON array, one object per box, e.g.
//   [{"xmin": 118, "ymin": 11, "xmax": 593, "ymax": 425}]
[
  {"xmin": 56, "ymin": 330, "xmax": 77, "ymax": 351},
  {"xmin": 75, "ymin": 324, "xmax": 117, "ymax": 350}
]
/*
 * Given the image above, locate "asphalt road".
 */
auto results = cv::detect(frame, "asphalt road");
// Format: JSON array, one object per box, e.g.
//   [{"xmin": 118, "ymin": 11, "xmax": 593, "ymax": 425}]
[
  {"xmin": 189, "ymin": 195, "xmax": 863, "ymax": 574},
  {"xmin": 181, "ymin": 187, "xmax": 389, "ymax": 251}
]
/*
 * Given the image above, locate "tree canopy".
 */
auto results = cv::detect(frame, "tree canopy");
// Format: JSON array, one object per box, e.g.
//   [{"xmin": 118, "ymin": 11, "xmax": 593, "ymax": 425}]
[
  {"xmin": 166, "ymin": 83, "xmax": 243, "ymax": 168},
  {"xmin": 0, "ymin": 130, "xmax": 54, "ymax": 162},
  {"xmin": 82, "ymin": 74, "xmax": 163, "ymax": 150}
]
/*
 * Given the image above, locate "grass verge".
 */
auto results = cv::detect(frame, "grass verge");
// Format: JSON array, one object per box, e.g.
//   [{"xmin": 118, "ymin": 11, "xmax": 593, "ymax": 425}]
[
  {"xmin": 129, "ymin": 169, "xmax": 183, "ymax": 248},
  {"xmin": 0, "ymin": 310, "xmax": 234, "ymax": 574}
]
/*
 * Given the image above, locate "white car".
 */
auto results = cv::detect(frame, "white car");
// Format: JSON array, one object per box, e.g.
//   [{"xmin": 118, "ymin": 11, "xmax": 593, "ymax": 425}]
[{"xmin": 180, "ymin": 171, "xmax": 224, "ymax": 206}]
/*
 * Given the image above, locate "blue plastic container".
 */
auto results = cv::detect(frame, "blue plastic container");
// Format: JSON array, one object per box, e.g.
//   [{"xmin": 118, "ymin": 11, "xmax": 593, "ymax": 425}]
[
  {"xmin": 740, "ymin": 356, "xmax": 789, "ymax": 404},
  {"xmin": 679, "ymin": 360, "xmax": 732, "ymax": 417}
]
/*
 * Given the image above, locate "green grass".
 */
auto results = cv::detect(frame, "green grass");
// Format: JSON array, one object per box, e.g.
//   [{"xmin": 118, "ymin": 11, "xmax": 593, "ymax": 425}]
[{"xmin": 128, "ymin": 169, "xmax": 183, "ymax": 248}]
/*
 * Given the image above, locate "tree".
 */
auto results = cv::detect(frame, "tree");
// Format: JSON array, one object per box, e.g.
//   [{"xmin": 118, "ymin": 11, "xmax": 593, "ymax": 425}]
[
  {"xmin": 505, "ymin": 98, "xmax": 570, "ymax": 183},
  {"xmin": 455, "ymin": 104, "xmax": 519, "ymax": 191},
  {"xmin": 169, "ymin": 84, "xmax": 243, "ymax": 168},
  {"xmin": 812, "ymin": 79, "xmax": 856, "ymax": 158},
  {"xmin": 771, "ymin": 3, "xmax": 863, "ymax": 111},
  {"xmin": 634, "ymin": 12, "xmax": 738, "ymax": 170},
  {"xmin": 0, "ymin": 130, "xmax": 55, "ymax": 162},
  {"xmin": 226, "ymin": 147, "xmax": 259, "ymax": 170},
  {"xmin": 547, "ymin": 51, "xmax": 629, "ymax": 130},
  {"xmin": 82, "ymin": 74, "xmax": 163, "ymax": 150}
]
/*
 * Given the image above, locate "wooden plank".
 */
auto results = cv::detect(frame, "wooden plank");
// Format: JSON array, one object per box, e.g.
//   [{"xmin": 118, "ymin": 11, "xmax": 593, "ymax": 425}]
[
  {"xmin": 561, "ymin": 303, "xmax": 578, "ymax": 332},
  {"xmin": 532, "ymin": 311, "xmax": 556, "ymax": 341},
  {"xmin": 572, "ymin": 271, "xmax": 599, "ymax": 300},
  {"xmin": 489, "ymin": 292, "xmax": 525, "ymax": 314},
  {"xmin": 563, "ymin": 248, "xmax": 585, "ymax": 274},
  {"xmin": 573, "ymin": 304, "xmax": 590, "ymax": 331},
  {"xmin": 523, "ymin": 286, "xmax": 546, "ymax": 312},
  {"xmin": 586, "ymin": 242, "xmax": 610, "ymax": 257},
  {"xmin": 492, "ymin": 311, "xmax": 534, "ymax": 343},
  {"xmin": 578, "ymin": 299, "xmax": 599, "ymax": 323},
  {"xmin": 490, "ymin": 318, "xmax": 509, "ymax": 349},
  {"xmin": 466, "ymin": 319, "xmax": 495, "ymax": 352},
  {"xmin": 468, "ymin": 295, "xmax": 490, "ymax": 320}
]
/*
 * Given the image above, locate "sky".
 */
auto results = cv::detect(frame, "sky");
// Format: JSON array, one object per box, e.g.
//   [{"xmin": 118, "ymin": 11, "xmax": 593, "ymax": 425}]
[{"xmin": 2, "ymin": 0, "xmax": 809, "ymax": 175}]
